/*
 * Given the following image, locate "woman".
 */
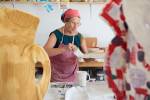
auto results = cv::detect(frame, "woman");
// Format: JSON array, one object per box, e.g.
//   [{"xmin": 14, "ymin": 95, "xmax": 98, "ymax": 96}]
[{"xmin": 44, "ymin": 9, "xmax": 88, "ymax": 82}]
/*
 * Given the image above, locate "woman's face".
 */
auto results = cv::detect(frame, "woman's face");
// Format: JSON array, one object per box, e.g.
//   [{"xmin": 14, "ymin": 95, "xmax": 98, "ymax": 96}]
[{"xmin": 66, "ymin": 17, "xmax": 81, "ymax": 32}]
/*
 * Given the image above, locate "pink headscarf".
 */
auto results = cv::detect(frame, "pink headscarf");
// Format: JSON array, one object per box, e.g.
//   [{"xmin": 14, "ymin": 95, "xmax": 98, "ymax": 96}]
[{"xmin": 61, "ymin": 9, "xmax": 80, "ymax": 22}]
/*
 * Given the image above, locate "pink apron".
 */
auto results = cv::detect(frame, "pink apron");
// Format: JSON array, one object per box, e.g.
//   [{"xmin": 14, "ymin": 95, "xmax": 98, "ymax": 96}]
[{"xmin": 50, "ymin": 35, "xmax": 78, "ymax": 82}]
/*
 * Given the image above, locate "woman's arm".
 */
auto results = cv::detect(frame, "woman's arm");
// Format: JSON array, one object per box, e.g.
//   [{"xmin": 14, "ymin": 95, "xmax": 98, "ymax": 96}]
[
  {"xmin": 80, "ymin": 37, "xmax": 88, "ymax": 54},
  {"xmin": 43, "ymin": 33, "xmax": 66, "ymax": 57}
]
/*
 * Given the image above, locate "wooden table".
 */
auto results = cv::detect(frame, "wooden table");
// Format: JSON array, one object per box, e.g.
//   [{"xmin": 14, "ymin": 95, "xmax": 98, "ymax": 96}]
[
  {"xmin": 78, "ymin": 50, "xmax": 105, "ymax": 68},
  {"xmin": 78, "ymin": 50, "xmax": 105, "ymax": 78},
  {"xmin": 79, "ymin": 60, "xmax": 104, "ymax": 68}
]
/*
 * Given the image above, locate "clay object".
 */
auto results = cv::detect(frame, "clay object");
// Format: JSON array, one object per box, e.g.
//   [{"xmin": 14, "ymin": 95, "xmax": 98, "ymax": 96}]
[{"xmin": 0, "ymin": 8, "xmax": 50, "ymax": 100}]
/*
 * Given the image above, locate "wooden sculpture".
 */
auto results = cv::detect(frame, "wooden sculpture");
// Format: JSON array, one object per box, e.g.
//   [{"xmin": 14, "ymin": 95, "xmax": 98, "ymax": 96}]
[{"xmin": 0, "ymin": 8, "xmax": 50, "ymax": 100}]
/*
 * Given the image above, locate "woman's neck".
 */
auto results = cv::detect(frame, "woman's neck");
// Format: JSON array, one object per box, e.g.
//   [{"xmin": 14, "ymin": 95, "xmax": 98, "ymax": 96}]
[{"xmin": 63, "ymin": 26, "xmax": 77, "ymax": 36}]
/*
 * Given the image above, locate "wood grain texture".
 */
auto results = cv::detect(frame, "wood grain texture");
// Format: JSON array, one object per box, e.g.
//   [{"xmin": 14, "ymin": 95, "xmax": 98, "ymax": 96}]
[{"xmin": 79, "ymin": 60, "xmax": 104, "ymax": 68}]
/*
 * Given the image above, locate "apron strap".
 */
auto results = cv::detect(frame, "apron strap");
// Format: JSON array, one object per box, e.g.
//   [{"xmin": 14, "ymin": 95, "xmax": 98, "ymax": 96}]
[
  {"xmin": 61, "ymin": 27, "xmax": 75, "ymax": 44},
  {"xmin": 60, "ymin": 28, "xmax": 64, "ymax": 44},
  {"xmin": 72, "ymin": 35, "xmax": 75, "ymax": 44}
]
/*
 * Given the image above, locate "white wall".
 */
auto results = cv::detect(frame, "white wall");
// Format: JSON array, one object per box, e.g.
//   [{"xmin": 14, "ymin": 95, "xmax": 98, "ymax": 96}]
[{"xmin": 2, "ymin": 2, "xmax": 115, "ymax": 47}]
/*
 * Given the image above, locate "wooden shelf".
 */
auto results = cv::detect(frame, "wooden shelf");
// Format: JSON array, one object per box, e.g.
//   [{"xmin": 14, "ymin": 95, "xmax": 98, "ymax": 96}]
[{"xmin": 0, "ymin": 1, "xmax": 106, "ymax": 4}]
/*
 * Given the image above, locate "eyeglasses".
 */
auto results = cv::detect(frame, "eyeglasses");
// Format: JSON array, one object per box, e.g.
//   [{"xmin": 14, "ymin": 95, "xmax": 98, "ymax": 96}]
[{"xmin": 69, "ymin": 21, "xmax": 81, "ymax": 26}]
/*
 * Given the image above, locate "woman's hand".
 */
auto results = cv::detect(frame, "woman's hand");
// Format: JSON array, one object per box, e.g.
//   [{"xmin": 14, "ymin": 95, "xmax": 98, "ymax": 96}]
[{"xmin": 65, "ymin": 43, "xmax": 77, "ymax": 51}]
